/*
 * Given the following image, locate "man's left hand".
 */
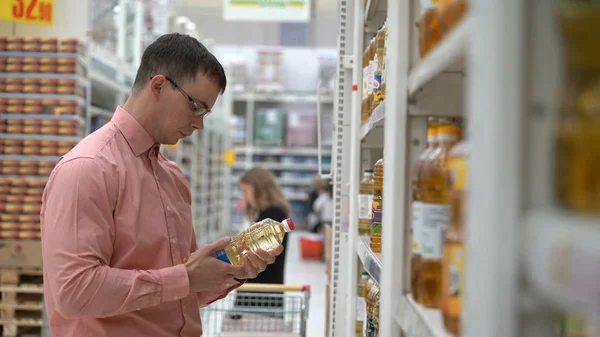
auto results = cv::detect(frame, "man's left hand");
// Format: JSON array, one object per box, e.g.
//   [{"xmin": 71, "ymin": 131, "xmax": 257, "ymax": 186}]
[{"xmin": 237, "ymin": 245, "xmax": 284, "ymax": 280}]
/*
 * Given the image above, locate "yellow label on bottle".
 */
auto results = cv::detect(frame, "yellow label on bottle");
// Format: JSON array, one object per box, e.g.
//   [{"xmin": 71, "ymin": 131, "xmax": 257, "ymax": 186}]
[
  {"xmin": 441, "ymin": 242, "xmax": 464, "ymax": 317},
  {"xmin": 447, "ymin": 157, "xmax": 468, "ymax": 191}
]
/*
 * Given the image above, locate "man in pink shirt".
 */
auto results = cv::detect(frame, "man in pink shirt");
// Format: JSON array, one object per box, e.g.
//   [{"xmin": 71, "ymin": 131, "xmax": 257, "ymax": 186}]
[{"xmin": 41, "ymin": 33, "xmax": 283, "ymax": 337}]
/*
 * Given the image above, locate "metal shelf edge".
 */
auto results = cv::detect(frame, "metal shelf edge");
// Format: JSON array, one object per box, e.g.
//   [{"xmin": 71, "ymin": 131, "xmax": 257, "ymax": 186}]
[
  {"xmin": 395, "ymin": 295, "xmax": 453, "ymax": 337},
  {"xmin": 356, "ymin": 235, "xmax": 382, "ymax": 284}
]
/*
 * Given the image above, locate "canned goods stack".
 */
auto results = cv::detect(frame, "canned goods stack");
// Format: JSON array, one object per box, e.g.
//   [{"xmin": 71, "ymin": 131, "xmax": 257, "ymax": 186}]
[{"xmin": 0, "ymin": 36, "xmax": 89, "ymax": 246}]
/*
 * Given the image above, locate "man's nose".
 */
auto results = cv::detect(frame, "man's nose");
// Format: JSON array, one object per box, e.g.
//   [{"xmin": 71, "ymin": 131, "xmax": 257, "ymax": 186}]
[{"xmin": 192, "ymin": 116, "xmax": 204, "ymax": 130}]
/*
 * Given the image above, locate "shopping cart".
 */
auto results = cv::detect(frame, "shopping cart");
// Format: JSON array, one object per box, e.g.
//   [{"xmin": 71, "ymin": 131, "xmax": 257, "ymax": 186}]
[{"xmin": 201, "ymin": 283, "xmax": 311, "ymax": 337}]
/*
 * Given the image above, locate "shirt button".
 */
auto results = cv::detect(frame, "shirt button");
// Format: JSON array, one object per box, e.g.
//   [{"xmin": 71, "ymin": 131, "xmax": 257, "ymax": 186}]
[
  {"xmin": 171, "ymin": 239, "xmax": 176, "ymax": 244},
  {"xmin": 174, "ymin": 296, "xmax": 179, "ymax": 300},
  {"xmin": 183, "ymin": 256, "xmax": 189, "ymax": 263},
  {"xmin": 166, "ymin": 206, "xmax": 171, "ymax": 212}
]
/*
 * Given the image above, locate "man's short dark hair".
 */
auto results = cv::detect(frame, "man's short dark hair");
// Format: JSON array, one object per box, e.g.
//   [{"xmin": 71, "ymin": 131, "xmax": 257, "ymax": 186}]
[{"xmin": 132, "ymin": 33, "xmax": 226, "ymax": 94}]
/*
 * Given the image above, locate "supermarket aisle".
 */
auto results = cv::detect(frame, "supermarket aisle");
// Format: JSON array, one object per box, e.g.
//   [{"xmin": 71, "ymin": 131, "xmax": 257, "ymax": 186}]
[{"xmin": 285, "ymin": 232, "xmax": 326, "ymax": 337}]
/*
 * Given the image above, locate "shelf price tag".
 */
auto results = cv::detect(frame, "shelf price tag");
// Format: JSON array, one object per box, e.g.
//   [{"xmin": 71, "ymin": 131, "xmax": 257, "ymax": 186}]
[
  {"xmin": 224, "ymin": 150, "xmax": 236, "ymax": 166},
  {"xmin": 0, "ymin": 0, "xmax": 54, "ymax": 26}
]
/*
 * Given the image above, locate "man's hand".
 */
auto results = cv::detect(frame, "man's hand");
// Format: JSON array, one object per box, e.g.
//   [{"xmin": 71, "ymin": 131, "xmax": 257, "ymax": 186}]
[
  {"xmin": 184, "ymin": 237, "xmax": 246, "ymax": 293},
  {"xmin": 239, "ymin": 245, "xmax": 284, "ymax": 281},
  {"xmin": 185, "ymin": 237, "xmax": 285, "ymax": 293}
]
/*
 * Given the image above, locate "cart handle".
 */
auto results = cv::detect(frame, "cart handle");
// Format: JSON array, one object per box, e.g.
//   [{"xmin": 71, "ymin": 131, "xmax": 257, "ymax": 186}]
[{"xmin": 237, "ymin": 283, "xmax": 311, "ymax": 293}]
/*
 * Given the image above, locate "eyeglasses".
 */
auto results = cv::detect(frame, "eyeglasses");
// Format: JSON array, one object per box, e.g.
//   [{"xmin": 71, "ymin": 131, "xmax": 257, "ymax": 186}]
[{"xmin": 151, "ymin": 76, "xmax": 211, "ymax": 118}]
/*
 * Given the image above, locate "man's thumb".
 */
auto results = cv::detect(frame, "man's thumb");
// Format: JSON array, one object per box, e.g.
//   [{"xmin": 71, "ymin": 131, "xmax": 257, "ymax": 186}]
[{"xmin": 206, "ymin": 236, "xmax": 232, "ymax": 253}]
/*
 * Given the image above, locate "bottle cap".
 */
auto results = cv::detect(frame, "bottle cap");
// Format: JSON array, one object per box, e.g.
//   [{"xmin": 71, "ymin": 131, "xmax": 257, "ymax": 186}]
[{"xmin": 283, "ymin": 218, "xmax": 295, "ymax": 232}]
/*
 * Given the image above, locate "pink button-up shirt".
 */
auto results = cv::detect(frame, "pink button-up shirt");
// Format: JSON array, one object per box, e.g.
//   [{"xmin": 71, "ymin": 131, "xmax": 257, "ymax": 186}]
[{"xmin": 41, "ymin": 107, "xmax": 236, "ymax": 337}]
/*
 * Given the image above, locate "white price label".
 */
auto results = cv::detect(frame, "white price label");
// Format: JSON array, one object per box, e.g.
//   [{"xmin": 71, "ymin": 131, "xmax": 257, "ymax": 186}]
[
  {"xmin": 420, "ymin": 203, "xmax": 451, "ymax": 259},
  {"xmin": 356, "ymin": 297, "xmax": 367, "ymax": 322},
  {"xmin": 412, "ymin": 201, "xmax": 424, "ymax": 254},
  {"xmin": 358, "ymin": 194, "xmax": 373, "ymax": 220}
]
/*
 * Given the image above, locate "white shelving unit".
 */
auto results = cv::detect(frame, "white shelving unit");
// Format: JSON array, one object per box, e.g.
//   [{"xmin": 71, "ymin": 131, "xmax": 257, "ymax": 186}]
[
  {"xmin": 330, "ymin": 0, "xmax": 599, "ymax": 337},
  {"xmin": 228, "ymin": 85, "xmax": 334, "ymax": 228}
]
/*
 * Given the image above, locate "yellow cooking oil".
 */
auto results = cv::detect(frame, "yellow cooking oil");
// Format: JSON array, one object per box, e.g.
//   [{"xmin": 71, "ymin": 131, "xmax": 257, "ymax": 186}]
[
  {"xmin": 416, "ymin": 124, "xmax": 460, "ymax": 308},
  {"xmin": 555, "ymin": 0, "xmax": 600, "ymax": 213},
  {"xmin": 356, "ymin": 272, "xmax": 370, "ymax": 336},
  {"xmin": 359, "ymin": 170, "xmax": 375, "ymax": 236},
  {"xmin": 441, "ymin": 135, "xmax": 469, "ymax": 335},
  {"xmin": 366, "ymin": 280, "xmax": 380, "ymax": 337},
  {"xmin": 212, "ymin": 218, "xmax": 295, "ymax": 265},
  {"xmin": 411, "ymin": 120, "xmax": 440, "ymax": 302},
  {"xmin": 371, "ymin": 158, "xmax": 384, "ymax": 253}
]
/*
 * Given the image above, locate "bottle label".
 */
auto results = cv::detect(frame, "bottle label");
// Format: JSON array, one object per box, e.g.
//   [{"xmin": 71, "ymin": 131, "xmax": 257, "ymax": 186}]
[
  {"xmin": 441, "ymin": 242, "xmax": 464, "ymax": 317},
  {"xmin": 411, "ymin": 201, "xmax": 424, "ymax": 254},
  {"xmin": 370, "ymin": 199, "xmax": 382, "ymax": 236},
  {"xmin": 356, "ymin": 297, "xmax": 366, "ymax": 322},
  {"xmin": 366, "ymin": 318, "xmax": 375, "ymax": 337},
  {"xmin": 359, "ymin": 194, "xmax": 374, "ymax": 220},
  {"xmin": 420, "ymin": 203, "xmax": 451, "ymax": 259},
  {"xmin": 373, "ymin": 74, "xmax": 384, "ymax": 102},
  {"xmin": 367, "ymin": 60, "xmax": 377, "ymax": 94},
  {"xmin": 212, "ymin": 249, "xmax": 232, "ymax": 264},
  {"xmin": 447, "ymin": 157, "xmax": 468, "ymax": 191}
]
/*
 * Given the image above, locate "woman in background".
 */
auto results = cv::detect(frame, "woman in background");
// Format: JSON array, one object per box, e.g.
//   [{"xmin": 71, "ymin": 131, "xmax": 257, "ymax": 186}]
[
  {"xmin": 307, "ymin": 175, "xmax": 324, "ymax": 233},
  {"xmin": 239, "ymin": 167, "xmax": 290, "ymax": 285},
  {"xmin": 313, "ymin": 178, "xmax": 333, "ymax": 234}
]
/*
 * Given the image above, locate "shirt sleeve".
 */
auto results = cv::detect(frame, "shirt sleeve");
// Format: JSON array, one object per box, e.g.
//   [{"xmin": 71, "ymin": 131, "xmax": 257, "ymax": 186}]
[{"xmin": 41, "ymin": 158, "xmax": 190, "ymax": 319}]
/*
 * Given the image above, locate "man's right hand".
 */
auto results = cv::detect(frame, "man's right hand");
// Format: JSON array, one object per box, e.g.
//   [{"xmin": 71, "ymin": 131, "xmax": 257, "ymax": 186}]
[{"xmin": 184, "ymin": 237, "xmax": 246, "ymax": 293}]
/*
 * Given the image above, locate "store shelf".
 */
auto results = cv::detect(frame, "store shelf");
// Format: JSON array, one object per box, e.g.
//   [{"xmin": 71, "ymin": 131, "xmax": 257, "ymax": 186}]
[
  {"xmin": 356, "ymin": 236, "xmax": 382, "ymax": 284},
  {"xmin": 0, "ymin": 175, "xmax": 51, "ymax": 180},
  {"xmin": 234, "ymin": 146, "xmax": 327, "ymax": 156},
  {"xmin": 260, "ymin": 162, "xmax": 328, "ymax": 171},
  {"xmin": 0, "ymin": 73, "xmax": 90, "ymax": 86},
  {"xmin": 90, "ymin": 69, "xmax": 130, "ymax": 95},
  {"xmin": 90, "ymin": 106, "xmax": 114, "ymax": 119},
  {"xmin": 396, "ymin": 295, "xmax": 452, "ymax": 337},
  {"xmin": 0, "ymin": 134, "xmax": 81, "ymax": 142},
  {"xmin": 407, "ymin": 16, "xmax": 470, "ymax": 96},
  {"xmin": 0, "ymin": 93, "xmax": 85, "ymax": 106},
  {"xmin": 1, "ymin": 114, "xmax": 85, "ymax": 125},
  {"xmin": 0, "ymin": 154, "xmax": 60, "ymax": 161},
  {"xmin": 0, "ymin": 52, "xmax": 87, "ymax": 67},
  {"xmin": 233, "ymin": 92, "xmax": 334, "ymax": 104},
  {"xmin": 361, "ymin": 101, "xmax": 385, "ymax": 144},
  {"xmin": 525, "ymin": 209, "xmax": 600, "ymax": 312},
  {"xmin": 365, "ymin": 0, "xmax": 388, "ymax": 23}
]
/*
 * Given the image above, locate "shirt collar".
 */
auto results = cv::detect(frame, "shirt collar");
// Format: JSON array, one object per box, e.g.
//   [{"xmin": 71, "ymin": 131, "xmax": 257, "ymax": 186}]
[{"xmin": 111, "ymin": 106, "xmax": 158, "ymax": 157}]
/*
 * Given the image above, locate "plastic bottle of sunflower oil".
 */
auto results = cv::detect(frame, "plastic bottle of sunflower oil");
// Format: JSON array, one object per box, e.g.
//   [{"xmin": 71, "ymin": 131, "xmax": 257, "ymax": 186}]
[{"xmin": 212, "ymin": 218, "xmax": 295, "ymax": 265}]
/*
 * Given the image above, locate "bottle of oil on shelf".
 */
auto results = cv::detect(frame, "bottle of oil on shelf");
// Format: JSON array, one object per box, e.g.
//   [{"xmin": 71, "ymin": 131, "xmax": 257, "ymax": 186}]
[
  {"xmin": 555, "ymin": 0, "xmax": 600, "ymax": 213},
  {"xmin": 372, "ymin": 290, "xmax": 381, "ymax": 337},
  {"xmin": 366, "ymin": 35, "xmax": 376, "ymax": 120},
  {"xmin": 439, "ymin": 0, "xmax": 469, "ymax": 36},
  {"xmin": 416, "ymin": 124, "xmax": 460, "ymax": 308},
  {"xmin": 359, "ymin": 170, "xmax": 375, "ymax": 237},
  {"xmin": 364, "ymin": 277, "xmax": 376, "ymax": 337},
  {"xmin": 366, "ymin": 279, "xmax": 380, "ymax": 337},
  {"xmin": 362, "ymin": 51, "xmax": 370, "ymax": 124},
  {"xmin": 372, "ymin": 27, "xmax": 386, "ymax": 112},
  {"xmin": 411, "ymin": 120, "xmax": 440, "ymax": 302},
  {"xmin": 441, "ymin": 132, "xmax": 469, "ymax": 335},
  {"xmin": 371, "ymin": 158, "xmax": 384, "ymax": 253},
  {"xmin": 212, "ymin": 218, "xmax": 294, "ymax": 265},
  {"xmin": 356, "ymin": 272, "xmax": 370, "ymax": 336},
  {"xmin": 419, "ymin": 0, "xmax": 442, "ymax": 57}
]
